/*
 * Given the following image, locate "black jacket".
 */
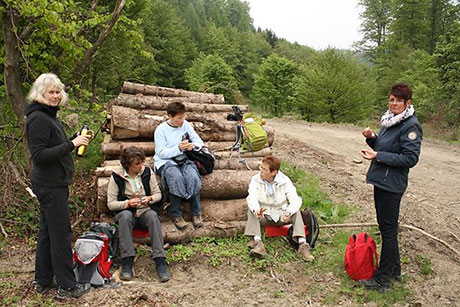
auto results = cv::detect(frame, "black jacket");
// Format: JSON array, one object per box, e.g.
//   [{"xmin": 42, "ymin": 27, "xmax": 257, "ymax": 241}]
[
  {"xmin": 366, "ymin": 114, "xmax": 422, "ymax": 194},
  {"xmin": 25, "ymin": 102, "xmax": 75, "ymax": 187}
]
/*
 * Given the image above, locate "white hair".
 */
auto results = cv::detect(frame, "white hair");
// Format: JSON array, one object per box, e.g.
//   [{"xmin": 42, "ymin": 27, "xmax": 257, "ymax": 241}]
[{"xmin": 27, "ymin": 73, "xmax": 68, "ymax": 106}]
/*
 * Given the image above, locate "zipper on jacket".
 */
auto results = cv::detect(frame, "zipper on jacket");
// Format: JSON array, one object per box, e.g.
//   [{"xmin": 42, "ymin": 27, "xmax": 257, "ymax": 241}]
[{"xmin": 383, "ymin": 167, "xmax": 389, "ymax": 182}]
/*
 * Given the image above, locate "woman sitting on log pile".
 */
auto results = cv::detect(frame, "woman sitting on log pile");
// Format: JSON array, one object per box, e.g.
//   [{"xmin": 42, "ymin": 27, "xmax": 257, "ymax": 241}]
[
  {"xmin": 107, "ymin": 146, "xmax": 170, "ymax": 282},
  {"xmin": 154, "ymin": 102, "xmax": 204, "ymax": 230}
]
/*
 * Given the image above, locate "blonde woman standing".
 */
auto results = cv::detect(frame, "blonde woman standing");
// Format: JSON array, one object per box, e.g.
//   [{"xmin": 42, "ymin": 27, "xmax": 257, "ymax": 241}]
[{"xmin": 26, "ymin": 73, "xmax": 90, "ymax": 299}]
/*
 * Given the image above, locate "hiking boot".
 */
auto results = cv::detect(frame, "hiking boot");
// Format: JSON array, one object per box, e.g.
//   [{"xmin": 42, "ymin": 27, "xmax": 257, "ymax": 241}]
[
  {"xmin": 247, "ymin": 240, "xmax": 256, "ymax": 249},
  {"xmin": 172, "ymin": 216, "xmax": 188, "ymax": 230},
  {"xmin": 154, "ymin": 257, "xmax": 170, "ymax": 283},
  {"xmin": 192, "ymin": 215, "xmax": 203, "ymax": 228},
  {"xmin": 360, "ymin": 277, "xmax": 390, "ymax": 292},
  {"xmin": 33, "ymin": 280, "xmax": 58, "ymax": 294},
  {"xmin": 56, "ymin": 283, "xmax": 91, "ymax": 299},
  {"xmin": 120, "ymin": 256, "xmax": 134, "ymax": 281},
  {"xmin": 298, "ymin": 243, "xmax": 315, "ymax": 262},
  {"xmin": 249, "ymin": 240, "xmax": 266, "ymax": 258}
]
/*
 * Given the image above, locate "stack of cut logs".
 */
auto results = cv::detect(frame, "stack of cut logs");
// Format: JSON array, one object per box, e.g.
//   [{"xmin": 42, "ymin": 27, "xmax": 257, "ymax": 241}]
[{"xmin": 95, "ymin": 81, "xmax": 275, "ymax": 243}]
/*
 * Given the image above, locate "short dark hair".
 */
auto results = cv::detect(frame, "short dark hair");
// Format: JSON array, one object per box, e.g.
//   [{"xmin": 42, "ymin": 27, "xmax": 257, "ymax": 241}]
[
  {"xmin": 389, "ymin": 82, "xmax": 412, "ymax": 102},
  {"xmin": 262, "ymin": 155, "xmax": 281, "ymax": 172},
  {"xmin": 120, "ymin": 146, "xmax": 146, "ymax": 171},
  {"xmin": 166, "ymin": 102, "xmax": 186, "ymax": 117}
]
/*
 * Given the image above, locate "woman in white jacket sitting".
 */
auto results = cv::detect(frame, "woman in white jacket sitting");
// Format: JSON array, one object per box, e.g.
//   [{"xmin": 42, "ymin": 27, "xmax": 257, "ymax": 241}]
[{"xmin": 244, "ymin": 155, "xmax": 314, "ymax": 262}]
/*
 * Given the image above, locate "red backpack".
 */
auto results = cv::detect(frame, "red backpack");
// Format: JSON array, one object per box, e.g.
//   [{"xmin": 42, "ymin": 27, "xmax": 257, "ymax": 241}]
[{"xmin": 344, "ymin": 232, "xmax": 379, "ymax": 281}]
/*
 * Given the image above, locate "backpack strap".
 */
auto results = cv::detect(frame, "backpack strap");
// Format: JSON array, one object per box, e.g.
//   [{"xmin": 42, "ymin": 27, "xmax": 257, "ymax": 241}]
[{"xmin": 308, "ymin": 212, "xmax": 320, "ymax": 248}]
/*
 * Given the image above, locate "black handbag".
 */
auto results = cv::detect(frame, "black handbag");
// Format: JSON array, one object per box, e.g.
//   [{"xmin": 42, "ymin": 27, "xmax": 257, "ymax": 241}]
[
  {"xmin": 185, "ymin": 147, "xmax": 215, "ymax": 175},
  {"xmin": 172, "ymin": 153, "xmax": 188, "ymax": 166}
]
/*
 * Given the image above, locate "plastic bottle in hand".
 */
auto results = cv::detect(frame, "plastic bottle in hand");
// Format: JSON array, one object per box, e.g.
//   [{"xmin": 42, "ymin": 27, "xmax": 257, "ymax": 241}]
[{"xmin": 76, "ymin": 125, "xmax": 90, "ymax": 157}]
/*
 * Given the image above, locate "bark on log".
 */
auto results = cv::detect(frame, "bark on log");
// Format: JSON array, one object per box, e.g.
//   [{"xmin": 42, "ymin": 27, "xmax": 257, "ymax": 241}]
[
  {"xmin": 214, "ymin": 158, "xmax": 261, "ymax": 171},
  {"xmin": 97, "ymin": 158, "xmax": 260, "ymax": 177},
  {"xmin": 201, "ymin": 170, "xmax": 256, "ymax": 199},
  {"xmin": 99, "ymin": 196, "xmax": 247, "ymax": 223},
  {"xmin": 111, "ymin": 105, "xmax": 237, "ymax": 139},
  {"xmin": 162, "ymin": 221, "xmax": 246, "ymax": 244},
  {"xmin": 214, "ymin": 147, "xmax": 273, "ymax": 159},
  {"xmin": 102, "ymin": 141, "xmax": 156, "ymax": 156},
  {"xmin": 114, "ymin": 93, "xmax": 248, "ymax": 112},
  {"xmin": 122, "ymin": 81, "xmax": 225, "ymax": 103},
  {"xmin": 99, "ymin": 213, "xmax": 245, "ymax": 244},
  {"xmin": 97, "ymin": 170, "xmax": 255, "ymax": 210}
]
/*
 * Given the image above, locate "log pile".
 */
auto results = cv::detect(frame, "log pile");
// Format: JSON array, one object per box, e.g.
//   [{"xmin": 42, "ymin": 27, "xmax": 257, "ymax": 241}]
[{"xmin": 96, "ymin": 81, "xmax": 275, "ymax": 243}]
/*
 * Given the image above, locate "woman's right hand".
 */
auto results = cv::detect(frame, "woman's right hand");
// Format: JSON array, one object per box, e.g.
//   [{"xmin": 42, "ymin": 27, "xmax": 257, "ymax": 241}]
[
  {"xmin": 362, "ymin": 127, "xmax": 376, "ymax": 139},
  {"xmin": 127, "ymin": 198, "xmax": 141, "ymax": 208},
  {"xmin": 72, "ymin": 134, "xmax": 90, "ymax": 148}
]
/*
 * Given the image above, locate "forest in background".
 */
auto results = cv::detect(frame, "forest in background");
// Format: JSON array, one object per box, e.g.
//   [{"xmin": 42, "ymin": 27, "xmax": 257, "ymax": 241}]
[{"xmin": 2, "ymin": 0, "xmax": 460, "ymax": 139}]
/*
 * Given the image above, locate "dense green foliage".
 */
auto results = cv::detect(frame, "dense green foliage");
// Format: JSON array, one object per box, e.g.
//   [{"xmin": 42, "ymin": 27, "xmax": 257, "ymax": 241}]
[
  {"xmin": 2, "ymin": 0, "xmax": 460, "ymax": 138},
  {"xmin": 358, "ymin": 0, "xmax": 460, "ymax": 137}
]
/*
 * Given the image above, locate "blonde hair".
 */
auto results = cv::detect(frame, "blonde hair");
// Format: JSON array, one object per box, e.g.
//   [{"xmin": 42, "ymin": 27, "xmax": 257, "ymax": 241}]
[{"xmin": 27, "ymin": 73, "xmax": 68, "ymax": 106}]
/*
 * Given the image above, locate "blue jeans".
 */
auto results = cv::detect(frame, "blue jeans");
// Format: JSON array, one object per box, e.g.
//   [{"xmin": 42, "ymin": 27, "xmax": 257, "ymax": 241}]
[{"xmin": 170, "ymin": 193, "xmax": 201, "ymax": 218}]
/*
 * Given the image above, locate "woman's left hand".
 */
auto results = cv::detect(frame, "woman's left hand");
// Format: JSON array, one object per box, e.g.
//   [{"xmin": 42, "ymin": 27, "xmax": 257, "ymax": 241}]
[{"xmin": 361, "ymin": 149, "xmax": 377, "ymax": 160}]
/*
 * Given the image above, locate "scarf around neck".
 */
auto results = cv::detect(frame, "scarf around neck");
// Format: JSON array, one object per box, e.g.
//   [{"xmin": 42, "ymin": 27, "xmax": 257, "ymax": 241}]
[{"xmin": 380, "ymin": 105, "xmax": 415, "ymax": 128}]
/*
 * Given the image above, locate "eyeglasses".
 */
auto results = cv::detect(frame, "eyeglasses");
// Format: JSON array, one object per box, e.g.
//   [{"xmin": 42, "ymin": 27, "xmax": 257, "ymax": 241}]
[{"xmin": 389, "ymin": 98, "xmax": 406, "ymax": 104}]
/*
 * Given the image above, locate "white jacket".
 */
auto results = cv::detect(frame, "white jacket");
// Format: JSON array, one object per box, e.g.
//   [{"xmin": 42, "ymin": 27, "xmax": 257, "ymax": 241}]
[{"xmin": 246, "ymin": 170, "xmax": 302, "ymax": 222}]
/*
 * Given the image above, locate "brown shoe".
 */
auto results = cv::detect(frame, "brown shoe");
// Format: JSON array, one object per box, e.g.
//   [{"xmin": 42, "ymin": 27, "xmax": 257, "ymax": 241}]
[
  {"xmin": 247, "ymin": 240, "xmax": 256, "ymax": 249},
  {"xmin": 192, "ymin": 215, "xmax": 203, "ymax": 228},
  {"xmin": 249, "ymin": 240, "xmax": 266, "ymax": 258},
  {"xmin": 172, "ymin": 216, "xmax": 188, "ymax": 230},
  {"xmin": 298, "ymin": 243, "xmax": 315, "ymax": 262}
]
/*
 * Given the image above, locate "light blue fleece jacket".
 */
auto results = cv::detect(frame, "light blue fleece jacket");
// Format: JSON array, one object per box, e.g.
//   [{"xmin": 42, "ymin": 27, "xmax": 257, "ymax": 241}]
[{"xmin": 154, "ymin": 120, "xmax": 204, "ymax": 170}]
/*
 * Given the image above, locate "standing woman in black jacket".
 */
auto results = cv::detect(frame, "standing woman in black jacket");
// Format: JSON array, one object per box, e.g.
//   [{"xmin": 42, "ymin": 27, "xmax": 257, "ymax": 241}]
[
  {"xmin": 25, "ymin": 73, "xmax": 91, "ymax": 299},
  {"xmin": 360, "ymin": 83, "xmax": 423, "ymax": 291}
]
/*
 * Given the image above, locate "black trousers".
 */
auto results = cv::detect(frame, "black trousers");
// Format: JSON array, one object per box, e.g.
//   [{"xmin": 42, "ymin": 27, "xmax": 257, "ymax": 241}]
[
  {"xmin": 373, "ymin": 186, "xmax": 403, "ymax": 284},
  {"xmin": 32, "ymin": 184, "xmax": 76, "ymax": 290}
]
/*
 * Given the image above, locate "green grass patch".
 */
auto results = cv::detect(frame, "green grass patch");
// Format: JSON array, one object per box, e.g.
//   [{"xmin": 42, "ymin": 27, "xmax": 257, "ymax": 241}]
[
  {"xmin": 281, "ymin": 161, "xmax": 352, "ymax": 224},
  {"xmin": 415, "ymin": 254, "xmax": 435, "ymax": 276}
]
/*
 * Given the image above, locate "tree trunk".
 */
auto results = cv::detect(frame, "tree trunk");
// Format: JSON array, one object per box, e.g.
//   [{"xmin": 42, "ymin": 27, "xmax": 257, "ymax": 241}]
[
  {"xmin": 2, "ymin": 9, "xmax": 27, "ymax": 126},
  {"xmin": 201, "ymin": 170, "xmax": 256, "ymax": 199},
  {"xmin": 122, "ymin": 81, "xmax": 225, "ymax": 102},
  {"xmin": 97, "ymin": 170, "xmax": 256, "ymax": 209},
  {"xmin": 214, "ymin": 158, "xmax": 261, "ymax": 170},
  {"xmin": 2, "ymin": 8, "xmax": 31, "ymax": 169},
  {"xmin": 115, "ymin": 93, "xmax": 238, "ymax": 110},
  {"xmin": 102, "ymin": 140, "xmax": 156, "ymax": 156},
  {"xmin": 162, "ymin": 221, "xmax": 245, "ymax": 244},
  {"xmin": 110, "ymin": 105, "xmax": 237, "ymax": 140},
  {"xmin": 182, "ymin": 199, "xmax": 247, "ymax": 222},
  {"xmin": 72, "ymin": 0, "xmax": 126, "ymax": 83},
  {"xmin": 96, "ymin": 158, "xmax": 260, "ymax": 177},
  {"xmin": 214, "ymin": 147, "xmax": 272, "ymax": 159}
]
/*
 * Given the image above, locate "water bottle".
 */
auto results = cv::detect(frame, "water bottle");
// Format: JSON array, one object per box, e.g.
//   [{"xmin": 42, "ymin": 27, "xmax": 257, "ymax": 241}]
[{"xmin": 76, "ymin": 125, "xmax": 90, "ymax": 157}]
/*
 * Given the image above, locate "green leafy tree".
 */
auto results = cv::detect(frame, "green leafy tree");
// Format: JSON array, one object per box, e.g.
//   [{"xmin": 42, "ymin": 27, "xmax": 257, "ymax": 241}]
[
  {"xmin": 140, "ymin": 0, "xmax": 196, "ymax": 88},
  {"xmin": 433, "ymin": 21, "xmax": 460, "ymax": 131},
  {"xmin": 400, "ymin": 50, "xmax": 441, "ymax": 121},
  {"xmin": 185, "ymin": 53, "xmax": 237, "ymax": 102},
  {"xmin": 357, "ymin": 0, "xmax": 392, "ymax": 57},
  {"xmin": 252, "ymin": 54, "xmax": 298, "ymax": 115},
  {"xmin": 292, "ymin": 49, "xmax": 375, "ymax": 123}
]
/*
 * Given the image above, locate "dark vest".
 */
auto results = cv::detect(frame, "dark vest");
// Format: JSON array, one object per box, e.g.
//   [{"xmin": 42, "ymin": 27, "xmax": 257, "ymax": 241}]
[{"xmin": 111, "ymin": 167, "xmax": 152, "ymax": 214}]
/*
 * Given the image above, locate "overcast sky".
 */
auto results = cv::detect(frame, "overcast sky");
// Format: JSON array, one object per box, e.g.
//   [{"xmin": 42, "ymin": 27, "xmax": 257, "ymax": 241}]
[{"xmin": 245, "ymin": 0, "xmax": 363, "ymax": 50}]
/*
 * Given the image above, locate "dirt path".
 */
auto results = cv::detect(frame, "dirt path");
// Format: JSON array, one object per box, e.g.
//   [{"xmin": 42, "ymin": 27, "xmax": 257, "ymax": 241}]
[{"xmin": 269, "ymin": 118, "xmax": 460, "ymax": 305}]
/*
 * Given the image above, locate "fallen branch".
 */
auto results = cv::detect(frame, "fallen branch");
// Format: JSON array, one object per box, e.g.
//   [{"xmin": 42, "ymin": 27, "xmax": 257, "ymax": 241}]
[
  {"xmin": 0, "ymin": 223, "xmax": 7, "ymax": 238},
  {"xmin": 320, "ymin": 222, "xmax": 460, "ymax": 256},
  {"xmin": 0, "ymin": 217, "xmax": 31, "ymax": 226}
]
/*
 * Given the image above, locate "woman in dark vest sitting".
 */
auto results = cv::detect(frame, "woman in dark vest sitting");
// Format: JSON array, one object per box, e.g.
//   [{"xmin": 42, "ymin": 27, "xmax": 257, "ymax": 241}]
[{"xmin": 107, "ymin": 146, "xmax": 169, "ymax": 282}]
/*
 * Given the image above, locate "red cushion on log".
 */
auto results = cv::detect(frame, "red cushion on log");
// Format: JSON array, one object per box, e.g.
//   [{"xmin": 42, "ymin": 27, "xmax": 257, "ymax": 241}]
[
  {"xmin": 264, "ymin": 225, "xmax": 291, "ymax": 237},
  {"xmin": 264, "ymin": 225, "xmax": 308, "ymax": 237},
  {"xmin": 133, "ymin": 228, "xmax": 150, "ymax": 238}
]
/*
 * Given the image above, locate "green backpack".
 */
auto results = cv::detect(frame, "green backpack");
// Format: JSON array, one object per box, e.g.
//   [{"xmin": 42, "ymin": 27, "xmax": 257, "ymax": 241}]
[{"xmin": 240, "ymin": 112, "xmax": 268, "ymax": 152}]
